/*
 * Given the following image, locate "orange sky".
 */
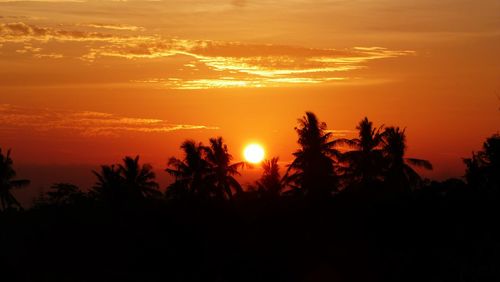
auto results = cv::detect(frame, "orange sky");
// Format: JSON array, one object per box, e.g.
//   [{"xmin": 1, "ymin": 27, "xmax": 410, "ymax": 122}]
[{"xmin": 1, "ymin": 0, "xmax": 499, "ymax": 202}]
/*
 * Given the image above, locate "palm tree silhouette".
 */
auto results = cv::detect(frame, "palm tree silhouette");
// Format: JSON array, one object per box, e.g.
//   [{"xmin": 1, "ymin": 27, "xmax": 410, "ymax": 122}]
[
  {"xmin": 382, "ymin": 127, "xmax": 432, "ymax": 190},
  {"xmin": 284, "ymin": 112, "xmax": 339, "ymax": 198},
  {"xmin": 92, "ymin": 164, "xmax": 124, "ymax": 203},
  {"xmin": 255, "ymin": 157, "xmax": 282, "ymax": 198},
  {"xmin": 203, "ymin": 137, "xmax": 243, "ymax": 200},
  {"xmin": 0, "ymin": 149, "xmax": 30, "ymax": 211},
  {"xmin": 339, "ymin": 117, "xmax": 385, "ymax": 186},
  {"xmin": 45, "ymin": 183, "xmax": 83, "ymax": 205},
  {"xmin": 92, "ymin": 156, "xmax": 160, "ymax": 205},
  {"xmin": 166, "ymin": 140, "xmax": 211, "ymax": 199},
  {"xmin": 119, "ymin": 156, "xmax": 161, "ymax": 200}
]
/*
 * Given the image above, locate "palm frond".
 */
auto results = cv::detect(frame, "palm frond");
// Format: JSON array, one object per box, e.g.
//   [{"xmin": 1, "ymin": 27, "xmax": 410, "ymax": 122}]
[{"xmin": 406, "ymin": 158, "xmax": 433, "ymax": 170}]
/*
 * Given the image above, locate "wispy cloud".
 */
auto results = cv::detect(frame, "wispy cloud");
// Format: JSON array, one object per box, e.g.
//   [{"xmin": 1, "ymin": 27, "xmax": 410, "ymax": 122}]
[
  {"xmin": 133, "ymin": 76, "xmax": 347, "ymax": 89},
  {"xmin": 0, "ymin": 22, "xmax": 415, "ymax": 89},
  {"xmin": 79, "ymin": 23, "xmax": 145, "ymax": 31},
  {"xmin": 1, "ymin": 22, "xmax": 111, "ymax": 42},
  {"xmin": 14, "ymin": 43, "xmax": 63, "ymax": 58},
  {"xmin": 129, "ymin": 45, "xmax": 411, "ymax": 88},
  {"xmin": 0, "ymin": 104, "xmax": 219, "ymax": 137},
  {"xmin": 87, "ymin": 37, "xmax": 414, "ymax": 88}
]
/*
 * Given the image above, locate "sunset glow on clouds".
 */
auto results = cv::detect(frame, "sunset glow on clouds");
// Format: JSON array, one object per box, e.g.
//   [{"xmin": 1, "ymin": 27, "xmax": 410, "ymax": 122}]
[
  {"xmin": 0, "ymin": 104, "xmax": 219, "ymax": 137},
  {"xmin": 0, "ymin": 22, "xmax": 414, "ymax": 89}
]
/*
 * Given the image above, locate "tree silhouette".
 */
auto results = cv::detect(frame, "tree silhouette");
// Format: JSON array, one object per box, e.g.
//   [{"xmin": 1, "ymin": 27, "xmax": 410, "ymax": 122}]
[
  {"xmin": 284, "ymin": 112, "xmax": 339, "ymax": 198},
  {"xmin": 203, "ymin": 137, "xmax": 243, "ymax": 200},
  {"xmin": 464, "ymin": 134, "xmax": 500, "ymax": 193},
  {"xmin": 92, "ymin": 164, "xmax": 124, "ymax": 204},
  {"xmin": 166, "ymin": 140, "xmax": 211, "ymax": 199},
  {"xmin": 0, "ymin": 149, "xmax": 30, "ymax": 211},
  {"xmin": 479, "ymin": 134, "xmax": 500, "ymax": 168},
  {"xmin": 92, "ymin": 155, "xmax": 160, "ymax": 206},
  {"xmin": 339, "ymin": 117, "xmax": 385, "ymax": 186},
  {"xmin": 119, "ymin": 156, "xmax": 161, "ymax": 200},
  {"xmin": 44, "ymin": 183, "xmax": 84, "ymax": 206},
  {"xmin": 382, "ymin": 127, "xmax": 432, "ymax": 190},
  {"xmin": 464, "ymin": 152, "xmax": 482, "ymax": 188},
  {"xmin": 255, "ymin": 157, "xmax": 282, "ymax": 198}
]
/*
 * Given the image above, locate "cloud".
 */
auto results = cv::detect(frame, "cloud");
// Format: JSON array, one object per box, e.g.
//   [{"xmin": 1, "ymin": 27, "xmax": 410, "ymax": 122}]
[
  {"xmin": 79, "ymin": 23, "xmax": 145, "ymax": 31},
  {"xmin": 33, "ymin": 53, "xmax": 63, "ymax": 59},
  {"xmin": 0, "ymin": 22, "xmax": 133, "ymax": 43},
  {"xmin": 14, "ymin": 44, "xmax": 63, "ymax": 58},
  {"xmin": 123, "ymin": 44, "xmax": 411, "ymax": 88},
  {"xmin": 0, "ymin": 22, "xmax": 415, "ymax": 89},
  {"xmin": 0, "ymin": 104, "xmax": 219, "ymax": 137},
  {"xmin": 81, "ymin": 36, "xmax": 413, "ymax": 88},
  {"xmin": 133, "ymin": 76, "xmax": 347, "ymax": 89}
]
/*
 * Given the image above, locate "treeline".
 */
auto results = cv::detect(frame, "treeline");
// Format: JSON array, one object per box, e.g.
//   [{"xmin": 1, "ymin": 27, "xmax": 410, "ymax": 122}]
[
  {"xmin": 0, "ymin": 112, "xmax": 499, "ymax": 210},
  {"xmin": 0, "ymin": 112, "xmax": 499, "ymax": 282}
]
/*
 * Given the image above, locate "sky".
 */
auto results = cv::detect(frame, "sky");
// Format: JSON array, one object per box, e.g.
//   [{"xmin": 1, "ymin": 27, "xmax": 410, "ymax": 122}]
[{"xmin": 0, "ymin": 0, "xmax": 499, "ymax": 204}]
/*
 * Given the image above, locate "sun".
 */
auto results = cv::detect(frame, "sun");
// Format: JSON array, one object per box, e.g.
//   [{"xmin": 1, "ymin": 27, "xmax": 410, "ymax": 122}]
[{"xmin": 243, "ymin": 144, "xmax": 265, "ymax": 164}]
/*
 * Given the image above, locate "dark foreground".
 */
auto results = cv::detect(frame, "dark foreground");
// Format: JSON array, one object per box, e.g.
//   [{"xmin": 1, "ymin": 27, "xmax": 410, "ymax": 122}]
[
  {"xmin": 1, "ymin": 117, "xmax": 499, "ymax": 281},
  {"xmin": 1, "ymin": 185, "xmax": 499, "ymax": 282}
]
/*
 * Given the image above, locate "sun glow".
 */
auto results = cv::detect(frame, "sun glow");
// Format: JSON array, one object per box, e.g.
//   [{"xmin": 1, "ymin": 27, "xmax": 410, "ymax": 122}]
[{"xmin": 243, "ymin": 144, "xmax": 265, "ymax": 164}]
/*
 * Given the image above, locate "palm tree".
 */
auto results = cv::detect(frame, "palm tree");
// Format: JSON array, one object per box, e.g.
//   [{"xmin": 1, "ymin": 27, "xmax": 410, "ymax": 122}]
[
  {"xmin": 119, "ymin": 155, "xmax": 161, "ymax": 200},
  {"xmin": 339, "ymin": 117, "xmax": 385, "ymax": 186},
  {"xmin": 45, "ymin": 183, "xmax": 83, "ymax": 205},
  {"xmin": 382, "ymin": 127, "xmax": 432, "ymax": 190},
  {"xmin": 92, "ymin": 164, "xmax": 124, "ymax": 203},
  {"xmin": 166, "ymin": 140, "xmax": 210, "ymax": 199},
  {"xmin": 284, "ymin": 112, "xmax": 340, "ymax": 198},
  {"xmin": 255, "ymin": 157, "xmax": 282, "ymax": 198},
  {"xmin": 203, "ymin": 137, "xmax": 243, "ymax": 200},
  {"xmin": 0, "ymin": 149, "xmax": 30, "ymax": 211}
]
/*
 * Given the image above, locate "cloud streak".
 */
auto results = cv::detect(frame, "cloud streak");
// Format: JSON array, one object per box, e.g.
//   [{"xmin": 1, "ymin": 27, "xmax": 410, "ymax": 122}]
[
  {"xmin": 0, "ymin": 22, "xmax": 125, "ymax": 42},
  {"xmin": 79, "ymin": 23, "xmax": 145, "ymax": 31},
  {"xmin": 0, "ymin": 104, "xmax": 219, "ymax": 137}
]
